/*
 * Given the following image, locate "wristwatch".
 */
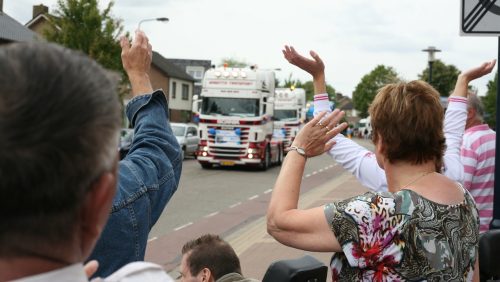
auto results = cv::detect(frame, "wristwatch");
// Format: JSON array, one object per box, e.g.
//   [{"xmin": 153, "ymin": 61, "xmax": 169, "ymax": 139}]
[{"xmin": 288, "ymin": 146, "xmax": 307, "ymax": 158}]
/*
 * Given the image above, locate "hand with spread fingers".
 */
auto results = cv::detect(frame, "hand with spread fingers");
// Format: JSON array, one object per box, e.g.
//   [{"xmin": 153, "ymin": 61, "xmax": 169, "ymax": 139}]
[
  {"xmin": 291, "ymin": 110, "xmax": 347, "ymax": 158},
  {"xmin": 282, "ymin": 45, "xmax": 324, "ymax": 79}
]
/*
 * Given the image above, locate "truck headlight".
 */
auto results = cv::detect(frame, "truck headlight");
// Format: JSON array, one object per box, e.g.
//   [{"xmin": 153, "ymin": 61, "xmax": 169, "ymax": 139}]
[
  {"xmin": 203, "ymin": 146, "xmax": 209, "ymax": 152},
  {"xmin": 247, "ymin": 148, "xmax": 260, "ymax": 154}
]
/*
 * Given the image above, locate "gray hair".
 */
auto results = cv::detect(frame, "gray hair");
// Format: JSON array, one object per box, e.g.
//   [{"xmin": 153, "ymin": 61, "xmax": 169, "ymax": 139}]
[
  {"xmin": 0, "ymin": 43, "xmax": 121, "ymax": 256},
  {"xmin": 468, "ymin": 91, "xmax": 485, "ymax": 122}
]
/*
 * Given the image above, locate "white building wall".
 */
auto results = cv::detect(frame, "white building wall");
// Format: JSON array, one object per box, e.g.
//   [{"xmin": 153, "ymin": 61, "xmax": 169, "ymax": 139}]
[{"xmin": 169, "ymin": 78, "xmax": 193, "ymax": 111}]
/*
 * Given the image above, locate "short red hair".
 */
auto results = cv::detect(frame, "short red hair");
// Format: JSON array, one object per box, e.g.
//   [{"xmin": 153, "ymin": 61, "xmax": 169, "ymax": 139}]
[{"xmin": 369, "ymin": 80, "xmax": 445, "ymax": 171}]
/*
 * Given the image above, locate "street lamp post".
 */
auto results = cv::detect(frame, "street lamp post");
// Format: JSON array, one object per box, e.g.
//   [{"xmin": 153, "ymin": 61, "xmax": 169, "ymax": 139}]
[
  {"xmin": 138, "ymin": 17, "xmax": 169, "ymax": 30},
  {"xmin": 422, "ymin": 46, "xmax": 441, "ymax": 84}
]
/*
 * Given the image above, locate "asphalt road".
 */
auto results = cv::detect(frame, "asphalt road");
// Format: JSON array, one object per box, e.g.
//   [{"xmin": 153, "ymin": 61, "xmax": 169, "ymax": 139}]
[{"xmin": 149, "ymin": 137, "xmax": 375, "ymax": 239}]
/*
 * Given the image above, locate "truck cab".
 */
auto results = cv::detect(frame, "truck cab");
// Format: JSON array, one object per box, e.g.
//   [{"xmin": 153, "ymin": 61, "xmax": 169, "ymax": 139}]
[
  {"xmin": 273, "ymin": 87, "xmax": 306, "ymax": 151},
  {"xmin": 193, "ymin": 66, "xmax": 282, "ymax": 170}
]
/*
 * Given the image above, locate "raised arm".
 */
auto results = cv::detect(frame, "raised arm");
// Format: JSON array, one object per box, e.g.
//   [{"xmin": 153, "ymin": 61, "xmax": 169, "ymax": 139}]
[
  {"xmin": 283, "ymin": 45, "xmax": 387, "ymax": 191},
  {"xmin": 119, "ymin": 30, "xmax": 182, "ymax": 222},
  {"xmin": 267, "ymin": 111, "xmax": 347, "ymax": 252},
  {"xmin": 445, "ymin": 60, "xmax": 496, "ymax": 183},
  {"xmin": 88, "ymin": 31, "xmax": 182, "ymax": 277}
]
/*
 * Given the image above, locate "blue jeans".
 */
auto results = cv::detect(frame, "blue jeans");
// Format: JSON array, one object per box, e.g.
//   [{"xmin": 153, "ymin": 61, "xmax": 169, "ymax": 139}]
[{"xmin": 88, "ymin": 90, "xmax": 182, "ymax": 277}]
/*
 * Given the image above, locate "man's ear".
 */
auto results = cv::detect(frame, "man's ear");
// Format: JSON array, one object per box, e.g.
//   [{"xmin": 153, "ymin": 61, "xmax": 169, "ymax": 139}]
[
  {"xmin": 467, "ymin": 108, "xmax": 476, "ymax": 120},
  {"xmin": 200, "ymin": 268, "xmax": 214, "ymax": 282},
  {"xmin": 79, "ymin": 171, "xmax": 117, "ymax": 258}
]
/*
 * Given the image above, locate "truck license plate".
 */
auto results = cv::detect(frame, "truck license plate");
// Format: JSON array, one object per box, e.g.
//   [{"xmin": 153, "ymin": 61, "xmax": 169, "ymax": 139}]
[{"xmin": 220, "ymin": 161, "xmax": 235, "ymax": 166}]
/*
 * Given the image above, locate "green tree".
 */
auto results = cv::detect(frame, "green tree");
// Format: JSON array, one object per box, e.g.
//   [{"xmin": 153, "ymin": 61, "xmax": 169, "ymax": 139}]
[
  {"xmin": 482, "ymin": 72, "xmax": 498, "ymax": 128},
  {"xmin": 418, "ymin": 60, "xmax": 460, "ymax": 97},
  {"xmin": 45, "ymin": 0, "xmax": 125, "ymax": 76},
  {"xmin": 352, "ymin": 65, "xmax": 399, "ymax": 118}
]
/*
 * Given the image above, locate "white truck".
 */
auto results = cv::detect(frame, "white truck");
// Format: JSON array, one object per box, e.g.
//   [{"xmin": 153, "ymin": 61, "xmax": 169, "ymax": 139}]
[
  {"xmin": 193, "ymin": 66, "xmax": 283, "ymax": 170},
  {"xmin": 273, "ymin": 87, "xmax": 306, "ymax": 151},
  {"xmin": 358, "ymin": 116, "xmax": 372, "ymax": 138}
]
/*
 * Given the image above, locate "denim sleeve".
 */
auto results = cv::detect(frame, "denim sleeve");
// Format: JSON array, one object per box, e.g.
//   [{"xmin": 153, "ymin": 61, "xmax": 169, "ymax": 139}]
[{"xmin": 88, "ymin": 90, "xmax": 182, "ymax": 278}]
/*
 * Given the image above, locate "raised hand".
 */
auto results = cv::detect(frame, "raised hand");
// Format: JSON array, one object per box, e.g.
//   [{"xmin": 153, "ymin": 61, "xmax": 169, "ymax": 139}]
[
  {"xmin": 460, "ymin": 59, "xmax": 496, "ymax": 83},
  {"xmin": 120, "ymin": 30, "xmax": 153, "ymax": 96},
  {"xmin": 452, "ymin": 59, "xmax": 496, "ymax": 98},
  {"xmin": 282, "ymin": 45, "xmax": 325, "ymax": 78},
  {"xmin": 291, "ymin": 110, "xmax": 348, "ymax": 158}
]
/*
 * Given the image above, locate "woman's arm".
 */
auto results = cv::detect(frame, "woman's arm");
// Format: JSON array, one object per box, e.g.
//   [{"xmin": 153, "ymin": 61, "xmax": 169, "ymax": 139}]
[
  {"xmin": 443, "ymin": 59, "xmax": 496, "ymax": 183},
  {"xmin": 267, "ymin": 111, "xmax": 346, "ymax": 252},
  {"xmin": 282, "ymin": 45, "xmax": 388, "ymax": 192}
]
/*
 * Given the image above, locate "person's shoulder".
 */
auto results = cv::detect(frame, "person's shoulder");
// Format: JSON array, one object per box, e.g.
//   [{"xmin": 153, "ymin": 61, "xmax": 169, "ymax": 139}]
[
  {"xmin": 216, "ymin": 272, "xmax": 260, "ymax": 282},
  {"xmin": 96, "ymin": 262, "xmax": 174, "ymax": 282},
  {"xmin": 330, "ymin": 191, "xmax": 412, "ymax": 215}
]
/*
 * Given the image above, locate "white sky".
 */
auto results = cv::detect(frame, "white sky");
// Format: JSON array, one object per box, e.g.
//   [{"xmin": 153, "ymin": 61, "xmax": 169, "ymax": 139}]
[{"xmin": 5, "ymin": 0, "xmax": 499, "ymax": 97}]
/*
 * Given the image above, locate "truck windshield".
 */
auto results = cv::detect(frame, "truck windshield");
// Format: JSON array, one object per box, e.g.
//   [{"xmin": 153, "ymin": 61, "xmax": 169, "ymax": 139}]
[
  {"xmin": 274, "ymin": 109, "xmax": 297, "ymax": 121},
  {"xmin": 201, "ymin": 97, "xmax": 260, "ymax": 117}
]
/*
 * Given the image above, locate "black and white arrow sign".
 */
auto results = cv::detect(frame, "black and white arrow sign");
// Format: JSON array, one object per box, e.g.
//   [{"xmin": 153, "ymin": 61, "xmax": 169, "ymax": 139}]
[{"xmin": 461, "ymin": 0, "xmax": 500, "ymax": 35}]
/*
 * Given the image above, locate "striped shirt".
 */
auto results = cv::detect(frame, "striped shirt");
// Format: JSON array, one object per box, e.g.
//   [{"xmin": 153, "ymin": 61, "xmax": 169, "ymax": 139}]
[{"xmin": 461, "ymin": 124, "xmax": 496, "ymax": 232}]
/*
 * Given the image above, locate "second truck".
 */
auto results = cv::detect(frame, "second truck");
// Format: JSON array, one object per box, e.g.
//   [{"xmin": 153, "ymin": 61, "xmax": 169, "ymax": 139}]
[{"xmin": 273, "ymin": 87, "xmax": 306, "ymax": 152}]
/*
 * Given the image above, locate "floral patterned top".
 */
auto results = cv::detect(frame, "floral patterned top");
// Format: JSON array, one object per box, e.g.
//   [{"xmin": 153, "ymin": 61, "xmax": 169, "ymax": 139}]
[{"xmin": 324, "ymin": 187, "xmax": 479, "ymax": 282}]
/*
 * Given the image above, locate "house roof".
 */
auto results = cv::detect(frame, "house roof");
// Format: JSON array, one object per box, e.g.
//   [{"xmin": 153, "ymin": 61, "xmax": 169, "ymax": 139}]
[
  {"xmin": 0, "ymin": 12, "xmax": 39, "ymax": 42},
  {"xmin": 152, "ymin": 51, "xmax": 196, "ymax": 82},
  {"xmin": 25, "ymin": 13, "xmax": 53, "ymax": 29},
  {"xmin": 166, "ymin": 58, "xmax": 212, "ymax": 70}
]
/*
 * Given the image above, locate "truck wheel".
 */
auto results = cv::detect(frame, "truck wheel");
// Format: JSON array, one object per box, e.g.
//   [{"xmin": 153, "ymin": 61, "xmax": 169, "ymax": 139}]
[
  {"xmin": 200, "ymin": 162, "xmax": 212, "ymax": 169},
  {"xmin": 259, "ymin": 147, "xmax": 270, "ymax": 171}
]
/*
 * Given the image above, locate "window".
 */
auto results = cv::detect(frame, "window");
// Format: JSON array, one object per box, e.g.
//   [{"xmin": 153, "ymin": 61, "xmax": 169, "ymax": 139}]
[
  {"xmin": 186, "ymin": 66, "xmax": 205, "ymax": 80},
  {"xmin": 171, "ymin": 82, "xmax": 177, "ymax": 99},
  {"xmin": 188, "ymin": 127, "xmax": 197, "ymax": 136},
  {"xmin": 201, "ymin": 97, "xmax": 260, "ymax": 117},
  {"xmin": 182, "ymin": 84, "xmax": 189, "ymax": 100}
]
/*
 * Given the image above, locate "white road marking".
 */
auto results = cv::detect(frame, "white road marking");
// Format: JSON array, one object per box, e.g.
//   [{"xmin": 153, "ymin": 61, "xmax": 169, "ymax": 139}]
[
  {"xmin": 229, "ymin": 202, "xmax": 241, "ymax": 208},
  {"xmin": 248, "ymin": 195, "xmax": 259, "ymax": 200},
  {"xmin": 324, "ymin": 166, "xmax": 330, "ymax": 170},
  {"xmin": 312, "ymin": 171, "xmax": 317, "ymax": 175},
  {"xmin": 204, "ymin": 211, "xmax": 219, "ymax": 218},
  {"xmin": 264, "ymin": 189, "xmax": 272, "ymax": 194},
  {"xmin": 174, "ymin": 222, "xmax": 193, "ymax": 231},
  {"xmin": 319, "ymin": 169, "xmax": 324, "ymax": 172},
  {"xmin": 305, "ymin": 174, "xmax": 311, "ymax": 178},
  {"xmin": 147, "ymin": 237, "xmax": 157, "ymax": 242}
]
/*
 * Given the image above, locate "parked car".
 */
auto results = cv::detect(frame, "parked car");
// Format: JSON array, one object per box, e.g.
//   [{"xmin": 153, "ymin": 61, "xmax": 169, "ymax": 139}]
[
  {"xmin": 119, "ymin": 128, "xmax": 134, "ymax": 160},
  {"xmin": 171, "ymin": 123, "xmax": 199, "ymax": 159}
]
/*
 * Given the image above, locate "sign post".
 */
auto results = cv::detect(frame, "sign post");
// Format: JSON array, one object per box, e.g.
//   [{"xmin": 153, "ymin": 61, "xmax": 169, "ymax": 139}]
[{"xmin": 461, "ymin": 0, "xmax": 500, "ymax": 229}]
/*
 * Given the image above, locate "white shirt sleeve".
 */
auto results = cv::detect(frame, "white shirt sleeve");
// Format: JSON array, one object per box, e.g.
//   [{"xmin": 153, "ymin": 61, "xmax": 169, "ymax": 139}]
[
  {"xmin": 97, "ymin": 262, "xmax": 174, "ymax": 282},
  {"xmin": 313, "ymin": 94, "xmax": 388, "ymax": 192},
  {"xmin": 442, "ymin": 97, "xmax": 467, "ymax": 184}
]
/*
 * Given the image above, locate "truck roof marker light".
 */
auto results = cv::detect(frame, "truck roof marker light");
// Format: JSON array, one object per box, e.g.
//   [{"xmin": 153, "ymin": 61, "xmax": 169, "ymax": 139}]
[
  {"xmin": 232, "ymin": 71, "xmax": 238, "ymax": 77},
  {"xmin": 240, "ymin": 72, "xmax": 247, "ymax": 78},
  {"xmin": 290, "ymin": 85, "xmax": 296, "ymax": 90},
  {"xmin": 223, "ymin": 63, "xmax": 228, "ymax": 69},
  {"xmin": 223, "ymin": 71, "xmax": 230, "ymax": 77},
  {"xmin": 215, "ymin": 71, "xmax": 221, "ymax": 77}
]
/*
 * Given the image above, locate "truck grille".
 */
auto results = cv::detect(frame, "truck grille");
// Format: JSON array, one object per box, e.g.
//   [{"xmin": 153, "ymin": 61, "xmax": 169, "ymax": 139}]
[{"xmin": 206, "ymin": 126, "xmax": 250, "ymax": 157}]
